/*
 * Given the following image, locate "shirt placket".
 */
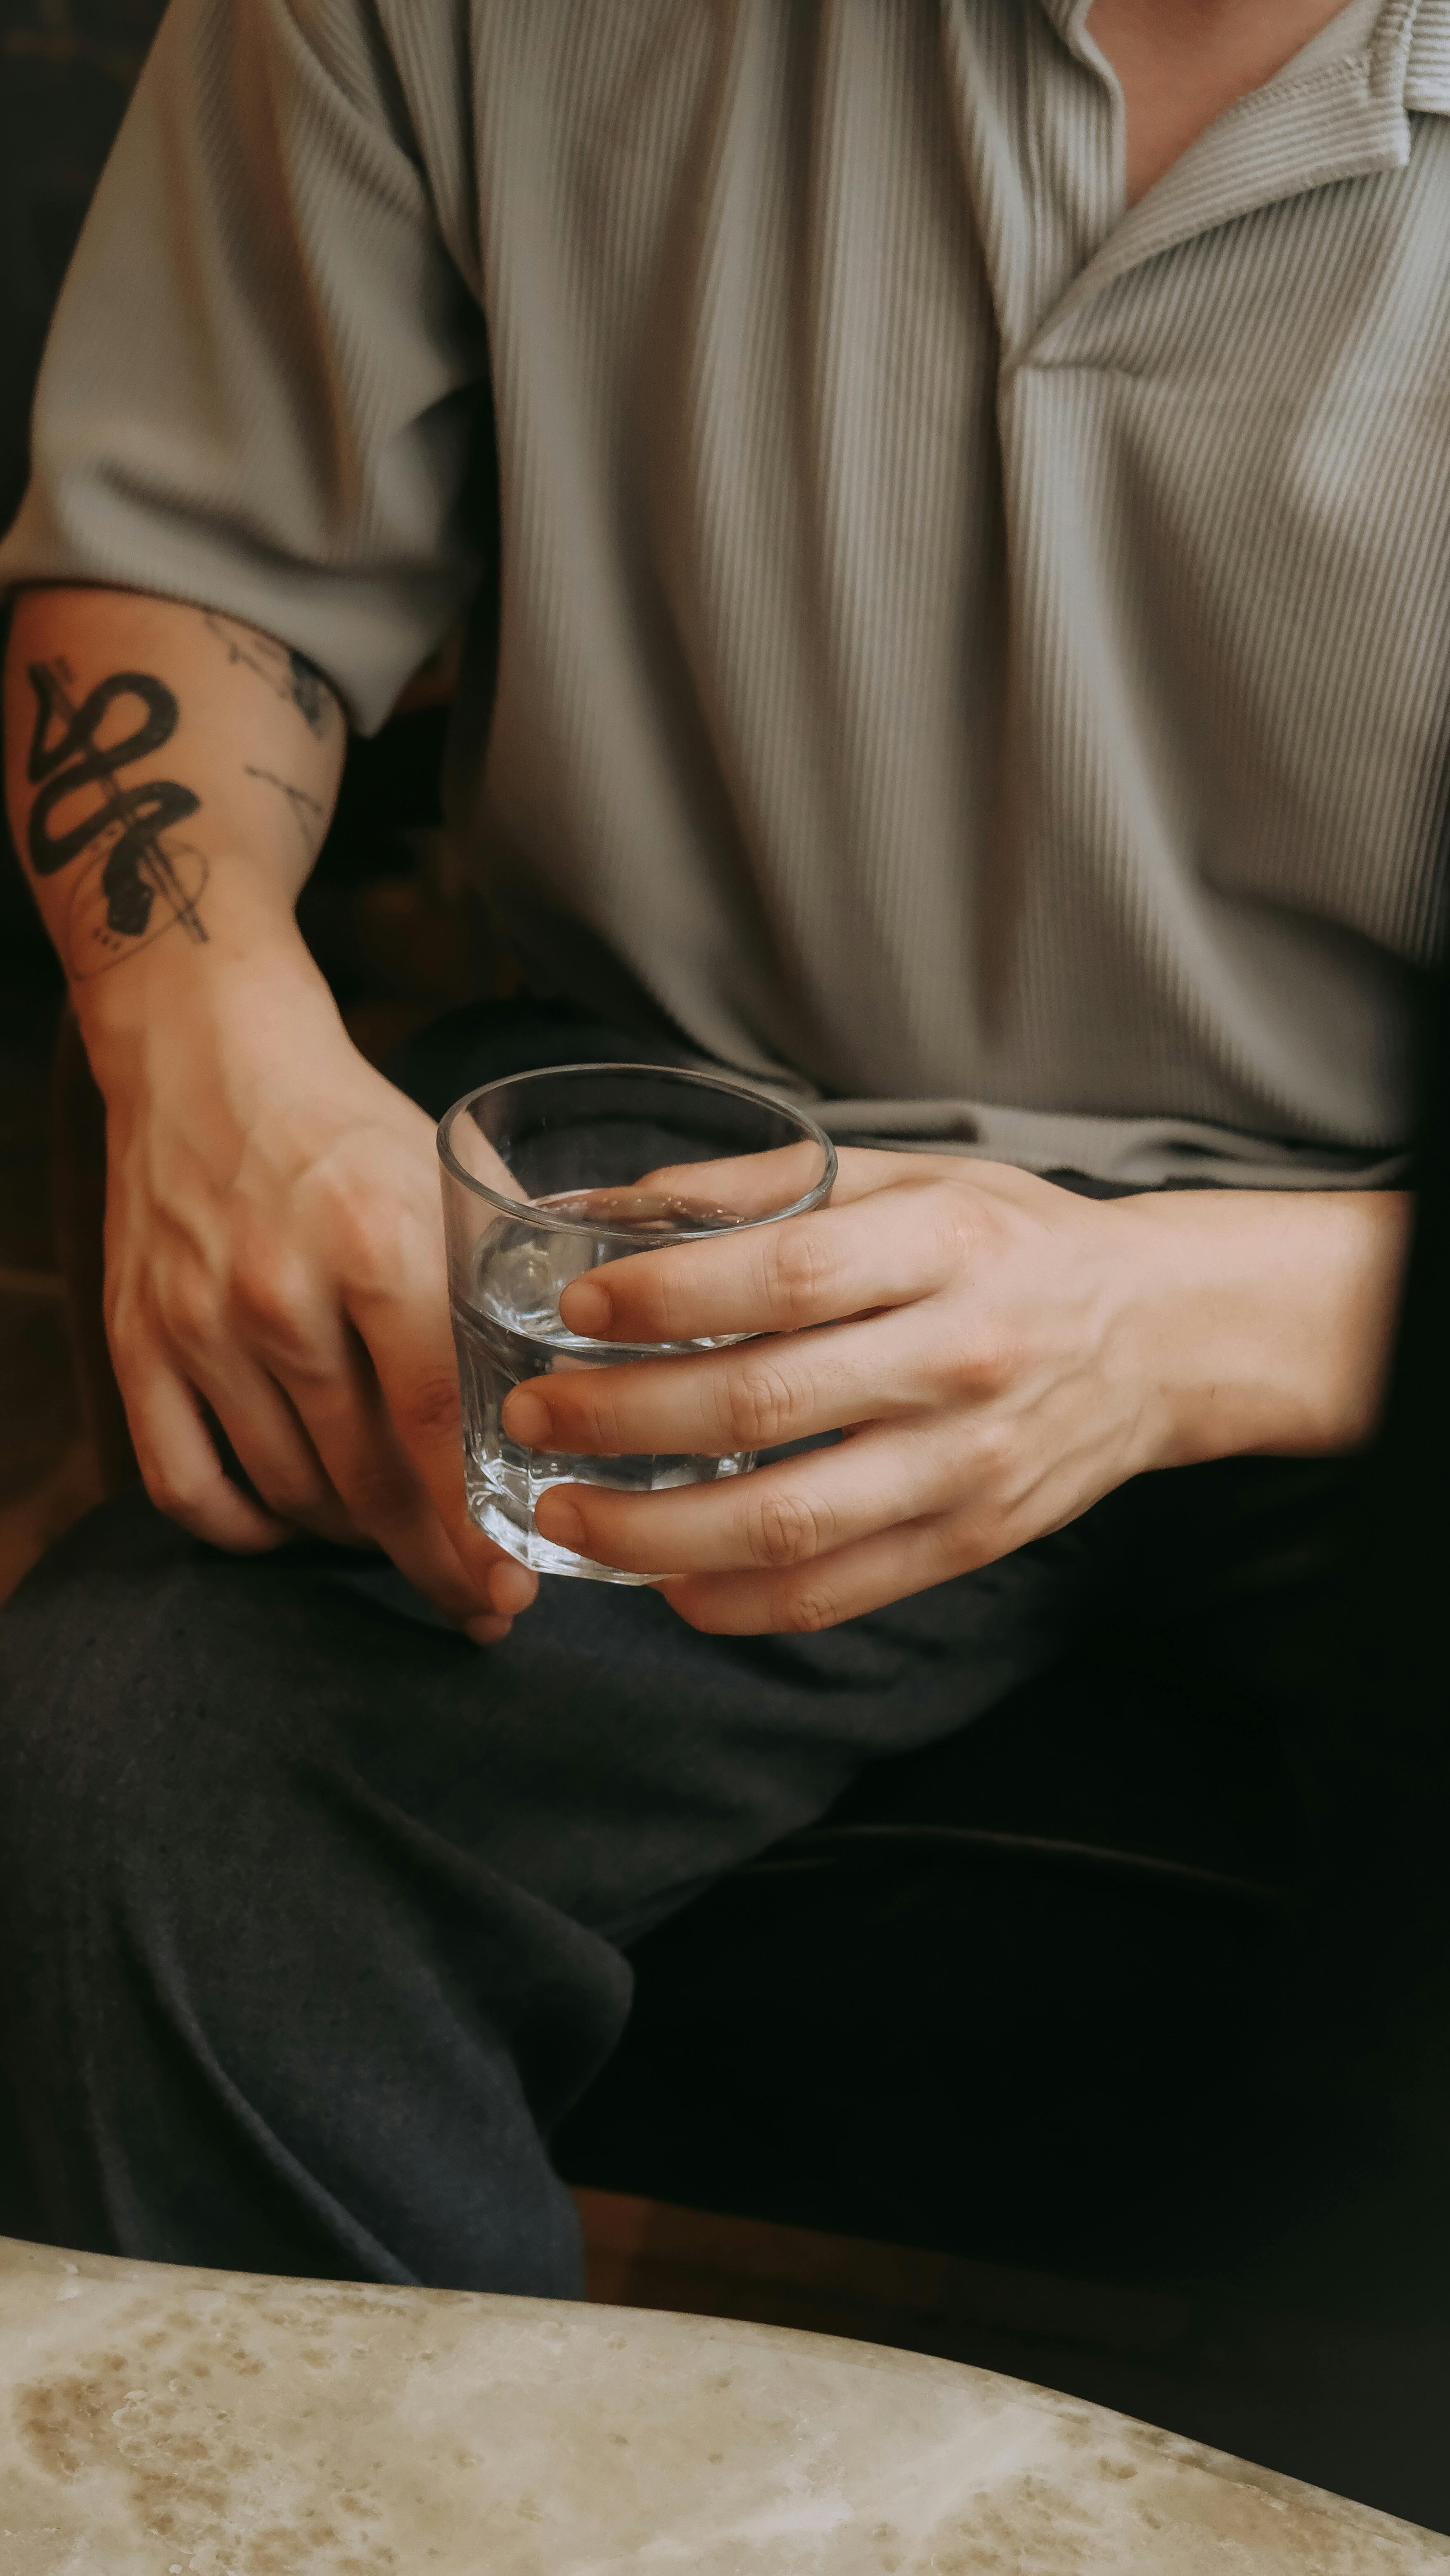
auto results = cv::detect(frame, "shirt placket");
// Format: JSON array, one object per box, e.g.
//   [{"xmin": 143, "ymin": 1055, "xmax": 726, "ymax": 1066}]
[
  {"xmin": 1023, "ymin": 0, "xmax": 1422, "ymax": 365},
  {"xmin": 941, "ymin": 2, "xmax": 1122, "ymax": 362},
  {"xmin": 1025, "ymin": 0, "xmax": 1128, "ymax": 335}
]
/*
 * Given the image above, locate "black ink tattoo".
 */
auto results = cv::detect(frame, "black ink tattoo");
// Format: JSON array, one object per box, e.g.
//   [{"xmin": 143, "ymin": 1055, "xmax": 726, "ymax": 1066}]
[
  {"xmin": 286, "ymin": 652, "xmax": 332, "ymax": 733},
  {"xmin": 26, "ymin": 663, "xmax": 208, "ymax": 969},
  {"xmin": 244, "ymin": 763, "xmax": 325, "ymax": 855},
  {"xmin": 204, "ymin": 613, "xmax": 335, "ymax": 736}
]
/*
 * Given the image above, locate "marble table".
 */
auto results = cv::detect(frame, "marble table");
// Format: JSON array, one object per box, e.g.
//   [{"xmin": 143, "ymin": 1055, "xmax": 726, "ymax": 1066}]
[{"xmin": 1, "ymin": 2235, "xmax": 1446, "ymax": 2573}]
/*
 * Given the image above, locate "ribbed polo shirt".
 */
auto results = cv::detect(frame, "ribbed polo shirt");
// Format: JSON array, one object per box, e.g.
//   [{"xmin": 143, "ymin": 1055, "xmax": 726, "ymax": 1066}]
[{"xmin": 4, "ymin": 0, "xmax": 1448, "ymax": 1184}]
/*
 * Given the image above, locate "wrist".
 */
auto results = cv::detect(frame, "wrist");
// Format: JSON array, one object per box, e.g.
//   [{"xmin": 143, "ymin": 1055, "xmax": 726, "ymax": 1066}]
[
  {"xmin": 75, "ymin": 866, "xmax": 337, "ymax": 1098},
  {"xmin": 1110, "ymin": 1186, "xmax": 1411, "ymax": 1468}
]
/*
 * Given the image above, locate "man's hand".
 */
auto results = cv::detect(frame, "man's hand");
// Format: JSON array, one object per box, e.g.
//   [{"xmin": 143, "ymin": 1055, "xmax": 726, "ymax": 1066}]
[
  {"xmin": 91, "ymin": 941, "xmax": 533, "ymax": 1642},
  {"xmin": 502, "ymin": 1150, "xmax": 1408, "ymax": 1635},
  {"xmin": 5, "ymin": 586, "xmax": 531, "ymax": 1641}
]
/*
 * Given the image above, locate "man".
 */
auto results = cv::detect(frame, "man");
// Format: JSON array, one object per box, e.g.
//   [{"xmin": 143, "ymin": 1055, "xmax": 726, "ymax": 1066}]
[{"xmin": 0, "ymin": 0, "xmax": 1439, "ymax": 2306}]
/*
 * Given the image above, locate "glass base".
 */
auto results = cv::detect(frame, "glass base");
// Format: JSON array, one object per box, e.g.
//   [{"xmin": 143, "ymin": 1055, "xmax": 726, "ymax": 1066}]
[
  {"xmin": 464, "ymin": 1429, "xmax": 754, "ymax": 1584},
  {"xmin": 474, "ymin": 1494, "xmax": 657, "ymax": 1585},
  {"xmin": 466, "ymin": 1473, "xmax": 656, "ymax": 1585}
]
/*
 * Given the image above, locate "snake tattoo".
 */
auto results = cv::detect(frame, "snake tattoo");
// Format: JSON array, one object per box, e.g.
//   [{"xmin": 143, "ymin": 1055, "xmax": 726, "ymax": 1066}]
[{"xmin": 26, "ymin": 662, "xmax": 207, "ymax": 953}]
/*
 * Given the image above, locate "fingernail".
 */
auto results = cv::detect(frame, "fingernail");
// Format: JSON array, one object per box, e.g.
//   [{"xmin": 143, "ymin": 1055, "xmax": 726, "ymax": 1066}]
[
  {"xmin": 463, "ymin": 1613, "xmax": 512, "ymax": 1646},
  {"xmin": 502, "ymin": 1389, "xmax": 552, "ymax": 1446},
  {"xmin": 535, "ymin": 1492, "xmax": 584, "ymax": 1549},
  {"xmin": 489, "ymin": 1561, "xmax": 538, "ymax": 1616},
  {"xmin": 559, "ymin": 1279, "xmax": 611, "ymax": 1337}
]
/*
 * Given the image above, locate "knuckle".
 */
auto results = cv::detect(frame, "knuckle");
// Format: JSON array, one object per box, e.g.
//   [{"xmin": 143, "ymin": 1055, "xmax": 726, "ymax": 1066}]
[
  {"xmin": 336, "ymin": 1452, "xmax": 411, "ymax": 1533},
  {"xmin": 777, "ymin": 1579, "xmax": 844, "ymax": 1635},
  {"xmin": 341, "ymin": 1188, "xmax": 441, "ymax": 1306},
  {"xmin": 952, "ymin": 1327, "xmax": 1015, "ymax": 1402},
  {"xmin": 745, "ymin": 1485, "xmax": 829, "ymax": 1570},
  {"xmin": 104, "ymin": 1298, "xmax": 145, "ymax": 1377},
  {"xmin": 329, "ymin": 1192, "xmax": 406, "ymax": 1294},
  {"xmin": 141, "ymin": 1458, "xmax": 212, "ymax": 1532},
  {"xmin": 254, "ymin": 1462, "xmax": 327, "ymax": 1525},
  {"xmin": 159, "ymin": 1271, "xmax": 220, "ymax": 1357},
  {"xmin": 722, "ymin": 1351, "xmax": 796, "ymax": 1450},
  {"xmin": 396, "ymin": 1366, "xmax": 462, "ymax": 1447},
  {"xmin": 669, "ymin": 1586, "xmax": 725, "ymax": 1635},
  {"xmin": 907, "ymin": 1182, "xmax": 977, "ymax": 1292},
  {"xmin": 967, "ymin": 1416, "xmax": 1015, "ymax": 1485},
  {"xmin": 765, "ymin": 1225, "xmax": 827, "ymax": 1322},
  {"xmin": 942, "ymin": 1515, "xmax": 995, "ymax": 1577},
  {"xmin": 230, "ymin": 1243, "xmax": 307, "ymax": 1339},
  {"xmin": 646, "ymin": 1267, "xmax": 696, "ymax": 1343},
  {"xmin": 922, "ymin": 1511, "xmax": 973, "ymax": 1582},
  {"xmin": 562, "ymin": 1377, "xmax": 627, "ymax": 1454},
  {"xmin": 923, "ymin": 1178, "xmax": 973, "ymax": 1258}
]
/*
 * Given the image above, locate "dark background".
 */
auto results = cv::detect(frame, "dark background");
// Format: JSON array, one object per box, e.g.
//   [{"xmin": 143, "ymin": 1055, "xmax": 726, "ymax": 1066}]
[
  {"xmin": 1, "ymin": 7, "xmax": 168, "ymax": 1582},
  {"xmin": 0, "ymin": 2, "xmax": 166, "ymax": 534},
  {"xmin": 1, "ymin": 0, "xmax": 168, "ymax": 955}
]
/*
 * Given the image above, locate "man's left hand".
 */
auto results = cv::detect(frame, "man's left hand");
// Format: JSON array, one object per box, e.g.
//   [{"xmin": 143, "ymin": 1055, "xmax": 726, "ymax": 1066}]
[{"xmin": 501, "ymin": 1151, "xmax": 1406, "ymax": 1635}]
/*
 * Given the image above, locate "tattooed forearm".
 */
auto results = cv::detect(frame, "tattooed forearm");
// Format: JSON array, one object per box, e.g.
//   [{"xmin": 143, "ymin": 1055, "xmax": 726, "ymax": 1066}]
[
  {"xmin": 25, "ymin": 660, "xmax": 208, "ymax": 975},
  {"xmin": 244, "ymin": 764, "xmax": 326, "ymax": 857},
  {"xmin": 204, "ymin": 613, "xmax": 336, "ymax": 737}
]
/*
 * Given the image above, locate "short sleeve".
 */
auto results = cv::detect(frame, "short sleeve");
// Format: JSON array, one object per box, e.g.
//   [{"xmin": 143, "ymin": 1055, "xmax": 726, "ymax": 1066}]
[{"xmin": 0, "ymin": 0, "xmax": 490, "ymax": 732}]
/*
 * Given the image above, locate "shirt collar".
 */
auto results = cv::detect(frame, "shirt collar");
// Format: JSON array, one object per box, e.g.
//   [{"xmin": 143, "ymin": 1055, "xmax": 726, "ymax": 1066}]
[
  {"xmin": 1407, "ymin": 0, "xmax": 1450, "ymax": 108},
  {"xmin": 1035, "ymin": 0, "xmax": 1450, "ymax": 117},
  {"xmin": 1032, "ymin": 0, "xmax": 1443, "ymax": 339},
  {"xmin": 1034, "ymin": 0, "xmax": 1092, "ymax": 38}
]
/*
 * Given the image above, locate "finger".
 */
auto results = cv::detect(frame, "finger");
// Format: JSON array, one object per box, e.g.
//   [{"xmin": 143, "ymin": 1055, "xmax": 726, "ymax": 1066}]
[
  {"xmin": 123, "ymin": 1361, "xmax": 295, "ymax": 1552},
  {"xmin": 284, "ymin": 1324, "xmax": 538, "ymax": 1627},
  {"xmin": 636, "ymin": 1143, "xmax": 919, "ymax": 1217},
  {"xmin": 633, "ymin": 1139, "xmax": 836, "ymax": 1223},
  {"xmin": 154, "ymin": 1323, "xmax": 525, "ymax": 1631},
  {"xmin": 292, "ymin": 1177, "xmax": 540, "ymax": 1625},
  {"xmin": 503, "ymin": 1309, "xmax": 935, "ymax": 1463},
  {"xmin": 175, "ymin": 1345, "xmax": 361, "ymax": 1543},
  {"xmin": 657, "ymin": 1508, "xmax": 976, "ymax": 1636},
  {"xmin": 460, "ymin": 1612, "xmax": 516, "ymax": 1646},
  {"xmin": 347, "ymin": 1296, "xmax": 519, "ymax": 1582},
  {"xmin": 533, "ymin": 1421, "xmax": 954, "ymax": 1575},
  {"xmin": 210, "ymin": 1222, "xmax": 471, "ymax": 1567},
  {"xmin": 557, "ymin": 1181, "xmax": 961, "ymax": 1346}
]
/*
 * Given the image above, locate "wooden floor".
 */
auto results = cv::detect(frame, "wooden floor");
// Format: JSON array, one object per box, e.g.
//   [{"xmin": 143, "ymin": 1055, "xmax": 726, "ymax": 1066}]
[{"xmin": 571, "ymin": 2186, "xmax": 1186, "ymax": 2371}]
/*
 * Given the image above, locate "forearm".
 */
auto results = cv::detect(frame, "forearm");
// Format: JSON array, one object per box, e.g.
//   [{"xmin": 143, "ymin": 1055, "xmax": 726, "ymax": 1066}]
[
  {"xmin": 1117, "ymin": 1183, "xmax": 1413, "ymax": 1465},
  {"xmin": 3, "ymin": 584, "xmax": 346, "ymax": 1070}
]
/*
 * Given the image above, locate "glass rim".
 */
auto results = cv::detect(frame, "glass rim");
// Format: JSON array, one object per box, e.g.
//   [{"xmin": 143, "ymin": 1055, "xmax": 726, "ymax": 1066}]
[{"xmin": 436, "ymin": 1059, "xmax": 838, "ymax": 1241}]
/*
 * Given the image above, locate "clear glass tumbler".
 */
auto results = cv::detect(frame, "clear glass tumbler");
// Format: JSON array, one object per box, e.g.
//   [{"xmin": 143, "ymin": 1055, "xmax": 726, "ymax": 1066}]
[{"xmin": 437, "ymin": 1062, "xmax": 837, "ymax": 1582}]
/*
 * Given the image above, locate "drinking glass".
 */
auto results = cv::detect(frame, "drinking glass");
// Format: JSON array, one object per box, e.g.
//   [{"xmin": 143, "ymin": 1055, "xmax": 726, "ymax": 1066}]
[{"xmin": 437, "ymin": 1062, "xmax": 836, "ymax": 1582}]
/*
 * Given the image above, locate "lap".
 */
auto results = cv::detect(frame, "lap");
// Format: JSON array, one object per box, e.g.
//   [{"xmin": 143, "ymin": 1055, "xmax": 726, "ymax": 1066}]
[
  {"xmin": 0, "ymin": 1487, "xmax": 1076, "ymax": 1944},
  {"xmin": 0, "ymin": 1007, "xmax": 1383, "ymax": 1949},
  {"xmin": 0, "ymin": 1441, "xmax": 1395, "ymax": 2282},
  {"xmin": 0, "ymin": 1444, "xmax": 1367, "ymax": 1949}
]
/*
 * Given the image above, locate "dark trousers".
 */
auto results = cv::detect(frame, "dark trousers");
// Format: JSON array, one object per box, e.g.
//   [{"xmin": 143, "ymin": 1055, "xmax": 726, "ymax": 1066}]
[{"xmin": 0, "ymin": 1003, "xmax": 1431, "ymax": 2303}]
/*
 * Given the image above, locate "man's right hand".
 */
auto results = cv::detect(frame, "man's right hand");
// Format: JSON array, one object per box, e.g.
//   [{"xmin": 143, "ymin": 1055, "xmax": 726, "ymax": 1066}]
[
  {"xmin": 5, "ymin": 585, "xmax": 532, "ymax": 1642},
  {"xmin": 90, "ymin": 945, "xmax": 534, "ymax": 1641}
]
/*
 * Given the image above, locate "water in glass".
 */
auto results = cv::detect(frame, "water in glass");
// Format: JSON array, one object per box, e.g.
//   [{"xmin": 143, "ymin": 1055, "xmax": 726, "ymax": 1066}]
[{"xmin": 453, "ymin": 1188, "xmax": 753, "ymax": 1582}]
